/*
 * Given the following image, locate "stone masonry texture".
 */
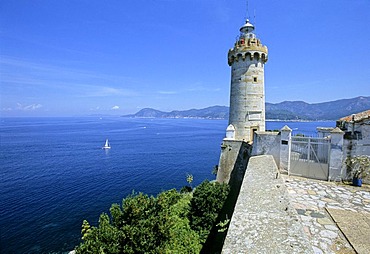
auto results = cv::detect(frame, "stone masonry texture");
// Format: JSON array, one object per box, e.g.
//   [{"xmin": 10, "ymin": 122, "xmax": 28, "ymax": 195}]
[
  {"xmin": 283, "ymin": 175, "xmax": 370, "ymax": 254},
  {"xmin": 222, "ymin": 155, "xmax": 313, "ymax": 253}
]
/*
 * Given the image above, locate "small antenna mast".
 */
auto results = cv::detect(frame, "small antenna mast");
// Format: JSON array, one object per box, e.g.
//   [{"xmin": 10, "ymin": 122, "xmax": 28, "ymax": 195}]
[{"xmin": 246, "ymin": 0, "xmax": 250, "ymax": 20}]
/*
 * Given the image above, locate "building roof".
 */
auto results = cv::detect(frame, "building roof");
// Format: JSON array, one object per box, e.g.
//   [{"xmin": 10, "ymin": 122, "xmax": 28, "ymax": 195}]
[
  {"xmin": 280, "ymin": 125, "xmax": 292, "ymax": 131},
  {"xmin": 338, "ymin": 109, "xmax": 370, "ymax": 123},
  {"xmin": 240, "ymin": 19, "xmax": 255, "ymax": 33},
  {"xmin": 330, "ymin": 127, "xmax": 344, "ymax": 134}
]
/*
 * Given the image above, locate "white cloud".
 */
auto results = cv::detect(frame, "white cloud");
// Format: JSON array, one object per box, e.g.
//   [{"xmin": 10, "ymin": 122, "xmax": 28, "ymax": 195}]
[
  {"xmin": 158, "ymin": 90, "xmax": 178, "ymax": 95},
  {"xmin": 186, "ymin": 86, "xmax": 221, "ymax": 92},
  {"xmin": 0, "ymin": 56, "xmax": 140, "ymax": 98},
  {"xmin": 157, "ymin": 86, "xmax": 221, "ymax": 95},
  {"xmin": 16, "ymin": 103, "xmax": 42, "ymax": 111},
  {"xmin": 111, "ymin": 105, "xmax": 120, "ymax": 110},
  {"xmin": 80, "ymin": 86, "xmax": 138, "ymax": 97},
  {"xmin": 89, "ymin": 106, "xmax": 101, "ymax": 111}
]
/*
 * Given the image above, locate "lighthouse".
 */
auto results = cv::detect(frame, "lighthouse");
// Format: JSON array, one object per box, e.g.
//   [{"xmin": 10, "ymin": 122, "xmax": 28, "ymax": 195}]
[
  {"xmin": 226, "ymin": 19, "xmax": 268, "ymax": 142},
  {"xmin": 217, "ymin": 19, "xmax": 268, "ymax": 184}
]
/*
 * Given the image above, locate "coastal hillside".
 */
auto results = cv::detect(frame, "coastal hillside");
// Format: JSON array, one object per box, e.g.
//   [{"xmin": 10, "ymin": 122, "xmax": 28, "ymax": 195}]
[
  {"xmin": 123, "ymin": 96, "xmax": 370, "ymax": 120},
  {"xmin": 124, "ymin": 106, "xmax": 229, "ymax": 119},
  {"xmin": 266, "ymin": 96, "xmax": 370, "ymax": 120}
]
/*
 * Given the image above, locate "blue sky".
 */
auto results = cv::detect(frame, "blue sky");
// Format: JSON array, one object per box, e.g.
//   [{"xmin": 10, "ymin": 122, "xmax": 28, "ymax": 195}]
[{"xmin": 1, "ymin": 0, "xmax": 369, "ymax": 117}]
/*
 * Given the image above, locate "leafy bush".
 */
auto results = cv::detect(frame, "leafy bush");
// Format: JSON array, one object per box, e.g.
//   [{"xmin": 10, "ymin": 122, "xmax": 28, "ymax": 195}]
[
  {"xmin": 75, "ymin": 180, "xmax": 229, "ymax": 253},
  {"xmin": 188, "ymin": 180, "xmax": 230, "ymax": 243},
  {"xmin": 345, "ymin": 155, "xmax": 370, "ymax": 179},
  {"xmin": 180, "ymin": 185, "xmax": 192, "ymax": 193},
  {"xmin": 76, "ymin": 190, "xmax": 201, "ymax": 254}
]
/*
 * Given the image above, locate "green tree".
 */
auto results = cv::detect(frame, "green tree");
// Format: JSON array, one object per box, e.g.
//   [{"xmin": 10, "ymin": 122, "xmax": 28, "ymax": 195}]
[
  {"xmin": 188, "ymin": 180, "xmax": 229, "ymax": 243},
  {"xmin": 76, "ymin": 214, "xmax": 122, "ymax": 254},
  {"xmin": 186, "ymin": 173, "xmax": 193, "ymax": 187},
  {"xmin": 76, "ymin": 190, "xmax": 201, "ymax": 253}
]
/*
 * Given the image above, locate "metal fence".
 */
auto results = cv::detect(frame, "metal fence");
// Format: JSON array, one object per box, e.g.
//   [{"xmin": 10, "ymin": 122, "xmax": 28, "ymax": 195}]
[{"xmin": 290, "ymin": 136, "xmax": 330, "ymax": 180}]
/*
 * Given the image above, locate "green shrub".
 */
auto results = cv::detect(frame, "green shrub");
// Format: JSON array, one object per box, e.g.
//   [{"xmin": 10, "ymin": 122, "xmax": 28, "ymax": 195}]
[
  {"xmin": 76, "ymin": 190, "xmax": 201, "ymax": 253},
  {"xmin": 188, "ymin": 180, "xmax": 229, "ymax": 243},
  {"xmin": 75, "ymin": 180, "xmax": 229, "ymax": 253}
]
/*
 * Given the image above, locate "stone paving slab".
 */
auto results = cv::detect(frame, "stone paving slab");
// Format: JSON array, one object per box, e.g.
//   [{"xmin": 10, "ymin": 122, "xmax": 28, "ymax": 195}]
[
  {"xmin": 327, "ymin": 208, "xmax": 370, "ymax": 254},
  {"xmin": 283, "ymin": 175, "xmax": 370, "ymax": 254}
]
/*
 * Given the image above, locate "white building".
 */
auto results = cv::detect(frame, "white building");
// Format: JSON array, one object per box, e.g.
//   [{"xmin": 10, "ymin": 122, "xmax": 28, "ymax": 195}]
[{"xmin": 337, "ymin": 109, "xmax": 370, "ymax": 157}]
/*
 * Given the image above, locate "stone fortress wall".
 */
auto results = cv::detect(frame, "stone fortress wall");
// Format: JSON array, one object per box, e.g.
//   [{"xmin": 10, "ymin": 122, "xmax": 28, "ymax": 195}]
[
  {"xmin": 217, "ymin": 125, "xmax": 369, "ymax": 252},
  {"xmin": 221, "ymin": 155, "xmax": 313, "ymax": 254}
]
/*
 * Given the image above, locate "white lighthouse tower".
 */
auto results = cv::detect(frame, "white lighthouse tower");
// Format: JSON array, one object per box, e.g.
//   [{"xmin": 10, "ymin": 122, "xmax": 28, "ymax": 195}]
[
  {"xmin": 226, "ymin": 19, "xmax": 268, "ymax": 142},
  {"xmin": 217, "ymin": 19, "xmax": 268, "ymax": 184}
]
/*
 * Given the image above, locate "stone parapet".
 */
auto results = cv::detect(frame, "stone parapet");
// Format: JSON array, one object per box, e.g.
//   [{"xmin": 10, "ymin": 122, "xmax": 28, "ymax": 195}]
[
  {"xmin": 280, "ymin": 125, "xmax": 292, "ymax": 173},
  {"xmin": 216, "ymin": 140, "xmax": 251, "ymax": 185},
  {"xmin": 222, "ymin": 155, "xmax": 313, "ymax": 254},
  {"xmin": 252, "ymin": 131, "xmax": 280, "ymax": 165},
  {"xmin": 329, "ymin": 127, "xmax": 345, "ymax": 181},
  {"xmin": 228, "ymin": 48, "xmax": 268, "ymax": 66}
]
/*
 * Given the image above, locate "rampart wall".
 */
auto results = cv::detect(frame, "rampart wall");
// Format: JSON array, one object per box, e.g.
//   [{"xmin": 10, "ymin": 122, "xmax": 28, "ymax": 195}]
[{"xmin": 222, "ymin": 155, "xmax": 313, "ymax": 253}]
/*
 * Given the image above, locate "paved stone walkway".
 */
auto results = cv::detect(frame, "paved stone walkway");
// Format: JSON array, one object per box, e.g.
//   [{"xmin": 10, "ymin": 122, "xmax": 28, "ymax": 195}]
[
  {"xmin": 223, "ymin": 156, "xmax": 313, "ymax": 254},
  {"xmin": 283, "ymin": 175, "xmax": 370, "ymax": 254}
]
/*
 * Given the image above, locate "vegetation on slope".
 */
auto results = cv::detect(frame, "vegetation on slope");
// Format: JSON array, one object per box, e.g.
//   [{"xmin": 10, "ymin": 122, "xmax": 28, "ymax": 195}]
[{"xmin": 75, "ymin": 180, "xmax": 229, "ymax": 253}]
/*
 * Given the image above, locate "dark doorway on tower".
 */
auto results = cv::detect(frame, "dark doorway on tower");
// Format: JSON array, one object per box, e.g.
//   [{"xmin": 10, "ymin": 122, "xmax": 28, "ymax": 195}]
[{"xmin": 251, "ymin": 127, "xmax": 258, "ymax": 142}]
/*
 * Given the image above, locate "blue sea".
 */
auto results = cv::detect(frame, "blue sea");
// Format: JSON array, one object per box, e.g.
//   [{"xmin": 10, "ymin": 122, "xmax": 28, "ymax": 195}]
[{"xmin": 0, "ymin": 117, "xmax": 335, "ymax": 253}]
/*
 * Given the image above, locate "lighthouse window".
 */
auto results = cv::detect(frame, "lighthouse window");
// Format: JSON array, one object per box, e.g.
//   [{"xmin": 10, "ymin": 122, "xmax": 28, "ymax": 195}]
[{"xmin": 253, "ymin": 77, "xmax": 258, "ymax": 82}]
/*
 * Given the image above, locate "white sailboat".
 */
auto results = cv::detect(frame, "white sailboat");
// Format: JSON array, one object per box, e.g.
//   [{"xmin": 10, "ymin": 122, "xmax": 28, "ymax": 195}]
[{"xmin": 102, "ymin": 139, "xmax": 111, "ymax": 149}]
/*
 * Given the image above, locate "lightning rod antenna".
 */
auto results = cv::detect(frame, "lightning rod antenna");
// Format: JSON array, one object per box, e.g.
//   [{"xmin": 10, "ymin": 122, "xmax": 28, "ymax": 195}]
[{"xmin": 246, "ymin": 0, "xmax": 250, "ymax": 20}]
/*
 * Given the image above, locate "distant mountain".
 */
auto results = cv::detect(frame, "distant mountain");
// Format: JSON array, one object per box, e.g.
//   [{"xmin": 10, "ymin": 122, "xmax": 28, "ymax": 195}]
[
  {"xmin": 123, "ymin": 96, "xmax": 370, "ymax": 120},
  {"xmin": 266, "ymin": 96, "xmax": 370, "ymax": 120},
  {"xmin": 124, "ymin": 106, "xmax": 229, "ymax": 119}
]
